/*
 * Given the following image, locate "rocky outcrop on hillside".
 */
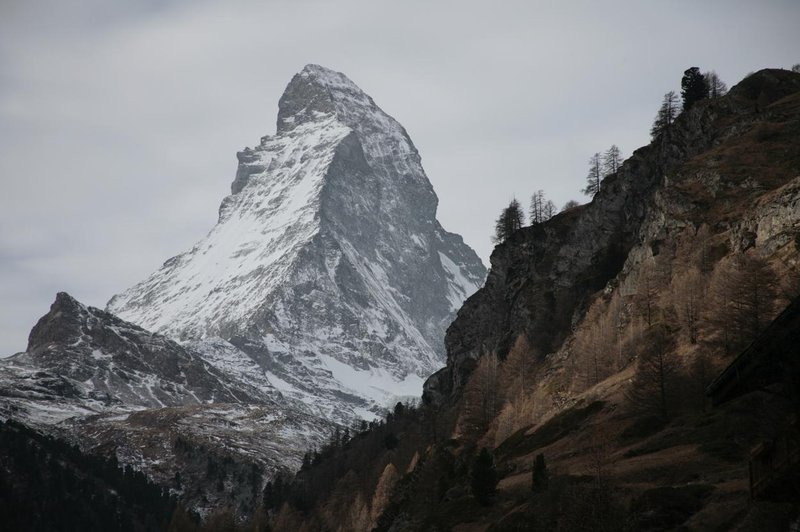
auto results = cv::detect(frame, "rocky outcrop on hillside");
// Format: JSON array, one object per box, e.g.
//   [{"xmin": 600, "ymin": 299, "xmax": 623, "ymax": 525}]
[
  {"xmin": 425, "ymin": 68, "xmax": 800, "ymax": 405},
  {"xmin": 0, "ymin": 292, "xmax": 327, "ymax": 514},
  {"xmin": 0, "ymin": 292, "xmax": 276, "ymax": 419}
]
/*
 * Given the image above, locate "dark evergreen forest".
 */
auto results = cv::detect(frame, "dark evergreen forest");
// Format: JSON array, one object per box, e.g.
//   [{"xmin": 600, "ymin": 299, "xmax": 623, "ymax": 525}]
[{"xmin": 0, "ymin": 419, "xmax": 182, "ymax": 532}]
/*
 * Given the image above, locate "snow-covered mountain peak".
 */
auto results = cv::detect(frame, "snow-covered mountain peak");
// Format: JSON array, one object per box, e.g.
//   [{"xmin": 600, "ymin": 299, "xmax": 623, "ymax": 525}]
[
  {"xmin": 2, "ymin": 66, "xmax": 486, "ymax": 512},
  {"xmin": 277, "ymin": 64, "xmax": 379, "ymax": 131},
  {"xmin": 108, "ymin": 65, "xmax": 486, "ymax": 419},
  {"xmin": 276, "ymin": 65, "xmax": 432, "ymax": 209}
]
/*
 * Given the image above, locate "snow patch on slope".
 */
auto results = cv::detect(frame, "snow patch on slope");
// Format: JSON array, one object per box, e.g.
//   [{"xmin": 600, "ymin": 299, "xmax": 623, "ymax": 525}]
[
  {"xmin": 108, "ymin": 115, "xmax": 351, "ymax": 340},
  {"xmin": 439, "ymin": 251, "xmax": 482, "ymax": 311}
]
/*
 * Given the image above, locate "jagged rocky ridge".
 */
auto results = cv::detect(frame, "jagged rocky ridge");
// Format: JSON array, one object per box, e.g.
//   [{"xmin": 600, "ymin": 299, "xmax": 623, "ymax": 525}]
[
  {"xmin": 0, "ymin": 292, "xmax": 325, "ymax": 515},
  {"xmin": 7, "ymin": 292, "xmax": 275, "ymax": 410},
  {"xmin": 0, "ymin": 64, "xmax": 485, "ymax": 515}
]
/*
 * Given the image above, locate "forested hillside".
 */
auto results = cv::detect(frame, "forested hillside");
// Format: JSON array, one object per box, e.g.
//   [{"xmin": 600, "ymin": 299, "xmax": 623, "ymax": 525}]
[
  {"xmin": 259, "ymin": 68, "xmax": 800, "ymax": 531},
  {"xmin": 0, "ymin": 420, "xmax": 180, "ymax": 531}
]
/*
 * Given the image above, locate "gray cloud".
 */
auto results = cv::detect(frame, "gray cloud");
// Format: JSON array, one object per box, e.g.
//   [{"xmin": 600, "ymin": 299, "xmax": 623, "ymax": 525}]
[{"xmin": 1, "ymin": 0, "xmax": 799, "ymax": 354}]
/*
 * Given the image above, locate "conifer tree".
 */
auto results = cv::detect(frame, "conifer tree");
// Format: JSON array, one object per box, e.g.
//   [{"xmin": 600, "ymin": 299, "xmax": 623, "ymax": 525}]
[
  {"xmin": 543, "ymin": 198, "xmax": 556, "ymax": 220},
  {"xmin": 530, "ymin": 190, "xmax": 557, "ymax": 224},
  {"xmin": 493, "ymin": 199, "xmax": 524, "ymax": 243},
  {"xmin": 651, "ymin": 91, "xmax": 680, "ymax": 140},
  {"xmin": 582, "ymin": 152, "xmax": 602, "ymax": 197},
  {"xmin": 471, "ymin": 447, "xmax": 498, "ymax": 505},
  {"xmin": 529, "ymin": 190, "xmax": 544, "ymax": 224},
  {"xmin": 681, "ymin": 67, "xmax": 709, "ymax": 111},
  {"xmin": 625, "ymin": 326, "xmax": 677, "ymax": 420},
  {"xmin": 531, "ymin": 453, "xmax": 549, "ymax": 493},
  {"xmin": 602, "ymin": 145, "xmax": 622, "ymax": 176},
  {"xmin": 704, "ymin": 70, "xmax": 728, "ymax": 98},
  {"xmin": 707, "ymin": 254, "xmax": 778, "ymax": 355}
]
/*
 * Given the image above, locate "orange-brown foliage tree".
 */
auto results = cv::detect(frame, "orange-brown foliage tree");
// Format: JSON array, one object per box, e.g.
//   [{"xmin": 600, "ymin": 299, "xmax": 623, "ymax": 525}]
[
  {"xmin": 670, "ymin": 267, "xmax": 707, "ymax": 344},
  {"xmin": 459, "ymin": 354, "xmax": 501, "ymax": 437},
  {"xmin": 705, "ymin": 253, "xmax": 778, "ymax": 355}
]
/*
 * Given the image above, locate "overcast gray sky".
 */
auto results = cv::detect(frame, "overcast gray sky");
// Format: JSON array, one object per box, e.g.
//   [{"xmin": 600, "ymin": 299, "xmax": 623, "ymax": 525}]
[{"xmin": 1, "ymin": 0, "xmax": 798, "ymax": 355}]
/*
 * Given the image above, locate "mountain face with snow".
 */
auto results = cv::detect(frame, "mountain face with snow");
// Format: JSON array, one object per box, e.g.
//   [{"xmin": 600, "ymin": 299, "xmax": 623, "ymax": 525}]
[
  {"xmin": 107, "ymin": 64, "xmax": 485, "ymax": 419},
  {"xmin": 0, "ymin": 292, "xmax": 327, "ymax": 515},
  {"xmin": 0, "ymin": 64, "xmax": 483, "ymax": 514},
  {"xmin": 5, "ymin": 292, "xmax": 275, "ymax": 411}
]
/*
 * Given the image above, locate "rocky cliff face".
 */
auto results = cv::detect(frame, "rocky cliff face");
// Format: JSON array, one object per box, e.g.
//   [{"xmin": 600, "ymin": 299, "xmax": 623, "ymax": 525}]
[
  {"xmin": 425, "ymin": 68, "xmax": 800, "ymax": 405},
  {"xmin": 0, "ymin": 292, "xmax": 273, "ymax": 420},
  {"xmin": 108, "ymin": 64, "xmax": 485, "ymax": 419},
  {"xmin": 268, "ymin": 69, "xmax": 800, "ymax": 531}
]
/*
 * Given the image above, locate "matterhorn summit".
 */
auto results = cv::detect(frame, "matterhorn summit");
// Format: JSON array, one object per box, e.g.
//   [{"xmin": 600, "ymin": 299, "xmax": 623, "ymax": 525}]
[
  {"xmin": 0, "ymin": 65, "xmax": 486, "ymax": 512},
  {"xmin": 108, "ymin": 64, "xmax": 486, "ymax": 418}
]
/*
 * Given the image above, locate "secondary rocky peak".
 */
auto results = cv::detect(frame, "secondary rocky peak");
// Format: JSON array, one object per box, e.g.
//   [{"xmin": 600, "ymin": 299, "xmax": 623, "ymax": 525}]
[
  {"xmin": 53, "ymin": 290, "xmax": 80, "ymax": 308},
  {"xmin": 46, "ymin": 291, "xmax": 85, "ymax": 318},
  {"xmin": 27, "ymin": 292, "xmax": 90, "ymax": 353},
  {"xmin": 12, "ymin": 290, "xmax": 281, "ymax": 413}
]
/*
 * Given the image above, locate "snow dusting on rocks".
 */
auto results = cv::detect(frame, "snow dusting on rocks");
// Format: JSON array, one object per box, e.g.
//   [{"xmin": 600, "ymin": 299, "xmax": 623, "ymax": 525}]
[{"xmin": 1, "ymin": 65, "xmax": 485, "ymax": 509}]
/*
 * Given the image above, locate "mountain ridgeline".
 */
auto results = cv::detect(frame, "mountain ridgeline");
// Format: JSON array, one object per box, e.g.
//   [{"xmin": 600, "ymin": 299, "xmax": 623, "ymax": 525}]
[
  {"xmin": 107, "ymin": 64, "xmax": 485, "ymax": 420},
  {"xmin": 0, "ymin": 65, "xmax": 485, "ymax": 519},
  {"xmin": 260, "ymin": 68, "xmax": 800, "ymax": 531}
]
